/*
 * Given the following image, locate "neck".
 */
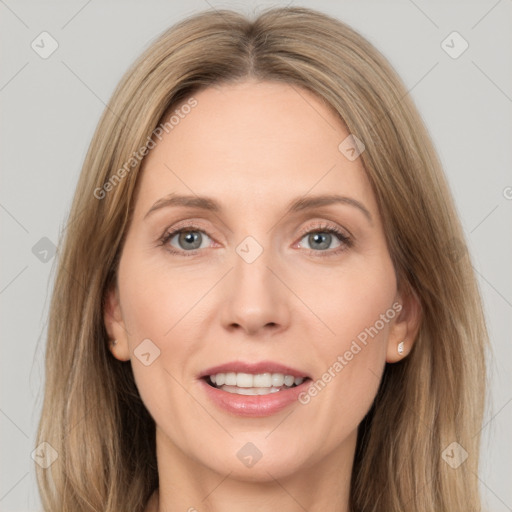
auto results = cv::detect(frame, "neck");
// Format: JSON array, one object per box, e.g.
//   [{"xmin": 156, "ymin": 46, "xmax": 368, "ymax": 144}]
[{"xmin": 146, "ymin": 426, "xmax": 356, "ymax": 512}]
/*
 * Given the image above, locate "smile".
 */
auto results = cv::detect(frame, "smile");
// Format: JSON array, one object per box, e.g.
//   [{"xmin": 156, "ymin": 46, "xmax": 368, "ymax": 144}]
[{"xmin": 206, "ymin": 372, "xmax": 306, "ymax": 395}]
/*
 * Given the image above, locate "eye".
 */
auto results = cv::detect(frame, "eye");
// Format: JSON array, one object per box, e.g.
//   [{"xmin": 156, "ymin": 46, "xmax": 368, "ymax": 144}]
[
  {"xmin": 297, "ymin": 223, "xmax": 352, "ymax": 256},
  {"xmin": 159, "ymin": 226, "xmax": 213, "ymax": 255}
]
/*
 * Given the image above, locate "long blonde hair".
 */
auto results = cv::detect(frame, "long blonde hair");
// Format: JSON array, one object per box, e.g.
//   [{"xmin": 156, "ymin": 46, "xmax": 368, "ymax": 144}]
[{"xmin": 35, "ymin": 6, "xmax": 489, "ymax": 511}]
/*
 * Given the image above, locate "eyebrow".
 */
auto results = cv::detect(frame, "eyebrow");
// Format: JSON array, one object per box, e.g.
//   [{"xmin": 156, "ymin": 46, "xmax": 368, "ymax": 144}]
[{"xmin": 144, "ymin": 193, "xmax": 373, "ymax": 224}]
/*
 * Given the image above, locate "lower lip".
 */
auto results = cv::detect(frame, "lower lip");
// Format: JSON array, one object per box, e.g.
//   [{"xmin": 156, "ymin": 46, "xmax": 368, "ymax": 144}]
[{"xmin": 199, "ymin": 378, "xmax": 311, "ymax": 417}]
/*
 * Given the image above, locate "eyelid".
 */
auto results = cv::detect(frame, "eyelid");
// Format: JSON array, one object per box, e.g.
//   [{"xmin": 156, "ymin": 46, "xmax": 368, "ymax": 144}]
[
  {"xmin": 160, "ymin": 219, "xmax": 217, "ymax": 240},
  {"xmin": 296, "ymin": 220, "xmax": 352, "ymax": 240}
]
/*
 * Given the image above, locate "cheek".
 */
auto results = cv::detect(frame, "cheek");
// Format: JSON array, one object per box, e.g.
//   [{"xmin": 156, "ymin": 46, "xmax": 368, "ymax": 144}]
[
  {"xmin": 295, "ymin": 251, "xmax": 397, "ymax": 410},
  {"xmin": 116, "ymin": 245, "xmax": 215, "ymax": 433},
  {"xmin": 301, "ymin": 250, "xmax": 397, "ymax": 353},
  {"xmin": 118, "ymin": 237, "xmax": 210, "ymax": 344},
  {"xmin": 115, "ymin": 250, "xmax": 172, "ymax": 379}
]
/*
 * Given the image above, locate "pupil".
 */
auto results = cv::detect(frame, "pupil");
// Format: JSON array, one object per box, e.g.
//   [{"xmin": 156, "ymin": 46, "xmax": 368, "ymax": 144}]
[
  {"xmin": 180, "ymin": 231, "xmax": 201, "ymax": 249},
  {"xmin": 311, "ymin": 232, "xmax": 330, "ymax": 250}
]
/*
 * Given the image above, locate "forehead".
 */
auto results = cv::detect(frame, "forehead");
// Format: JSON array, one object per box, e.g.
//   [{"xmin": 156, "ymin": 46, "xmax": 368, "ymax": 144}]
[{"xmin": 135, "ymin": 80, "xmax": 376, "ymax": 218}]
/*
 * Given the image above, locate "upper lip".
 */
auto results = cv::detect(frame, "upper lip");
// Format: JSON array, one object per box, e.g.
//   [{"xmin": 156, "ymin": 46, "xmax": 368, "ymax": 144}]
[{"xmin": 199, "ymin": 360, "xmax": 311, "ymax": 379}]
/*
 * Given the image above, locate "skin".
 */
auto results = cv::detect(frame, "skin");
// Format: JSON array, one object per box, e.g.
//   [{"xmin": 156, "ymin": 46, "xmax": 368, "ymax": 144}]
[{"xmin": 104, "ymin": 79, "xmax": 421, "ymax": 512}]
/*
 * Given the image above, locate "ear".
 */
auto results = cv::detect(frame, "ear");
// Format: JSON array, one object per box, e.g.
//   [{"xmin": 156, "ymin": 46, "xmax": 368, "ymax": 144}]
[
  {"xmin": 386, "ymin": 282, "xmax": 422, "ymax": 363},
  {"xmin": 103, "ymin": 282, "xmax": 131, "ymax": 362}
]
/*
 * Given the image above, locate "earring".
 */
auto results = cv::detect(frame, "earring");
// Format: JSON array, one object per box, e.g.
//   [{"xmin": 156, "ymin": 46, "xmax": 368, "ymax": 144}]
[
  {"xmin": 110, "ymin": 339, "xmax": 118, "ymax": 346},
  {"xmin": 397, "ymin": 341, "xmax": 405, "ymax": 355}
]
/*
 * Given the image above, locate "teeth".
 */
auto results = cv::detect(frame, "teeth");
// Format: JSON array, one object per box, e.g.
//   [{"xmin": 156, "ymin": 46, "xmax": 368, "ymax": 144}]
[
  {"xmin": 221, "ymin": 385, "xmax": 283, "ymax": 395},
  {"xmin": 284, "ymin": 375, "xmax": 295, "ymax": 386},
  {"xmin": 225, "ymin": 372, "xmax": 237, "ymax": 386},
  {"xmin": 207, "ymin": 372, "xmax": 305, "ymax": 392},
  {"xmin": 271, "ymin": 373, "xmax": 284, "ymax": 387},
  {"xmin": 239, "ymin": 372, "xmax": 258, "ymax": 387},
  {"xmin": 253, "ymin": 372, "xmax": 271, "ymax": 387}
]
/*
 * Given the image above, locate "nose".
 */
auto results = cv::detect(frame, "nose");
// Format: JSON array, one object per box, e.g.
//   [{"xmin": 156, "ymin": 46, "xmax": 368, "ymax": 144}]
[{"xmin": 220, "ymin": 245, "xmax": 291, "ymax": 337}]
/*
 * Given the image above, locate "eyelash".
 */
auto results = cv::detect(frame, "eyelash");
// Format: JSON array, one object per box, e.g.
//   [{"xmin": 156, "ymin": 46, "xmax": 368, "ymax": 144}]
[{"xmin": 157, "ymin": 221, "xmax": 353, "ymax": 258}]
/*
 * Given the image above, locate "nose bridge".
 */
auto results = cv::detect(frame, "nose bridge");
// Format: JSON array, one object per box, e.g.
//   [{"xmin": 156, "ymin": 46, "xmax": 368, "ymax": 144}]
[
  {"xmin": 232, "ymin": 233, "xmax": 276, "ymax": 297},
  {"xmin": 220, "ymin": 233, "xmax": 289, "ymax": 334}
]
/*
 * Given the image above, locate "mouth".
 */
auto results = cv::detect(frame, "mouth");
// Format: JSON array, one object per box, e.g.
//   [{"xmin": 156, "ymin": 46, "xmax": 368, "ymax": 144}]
[
  {"xmin": 198, "ymin": 362, "xmax": 313, "ymax": 416},
  {"xmin": 202, "ymin": 372, "xmax": 311, "ymax": 396}
]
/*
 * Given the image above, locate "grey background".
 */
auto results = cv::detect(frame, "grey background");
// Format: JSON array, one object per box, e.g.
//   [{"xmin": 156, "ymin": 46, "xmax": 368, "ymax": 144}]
[{"xmin": 1, "ymin": 0, "xmax": 511, "ymax": 510}]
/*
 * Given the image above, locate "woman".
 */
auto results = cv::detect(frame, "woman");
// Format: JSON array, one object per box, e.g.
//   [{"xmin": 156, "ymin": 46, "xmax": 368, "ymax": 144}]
[{"xmin": 35, "ymin": 6, "xmax": 489, "ymax": 511}]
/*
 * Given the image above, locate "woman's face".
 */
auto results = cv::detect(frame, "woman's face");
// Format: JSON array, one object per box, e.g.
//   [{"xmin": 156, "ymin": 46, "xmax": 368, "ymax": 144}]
[{"xmin": 105, "ymin": 80, "xmax": 417, "ymax": 481}]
